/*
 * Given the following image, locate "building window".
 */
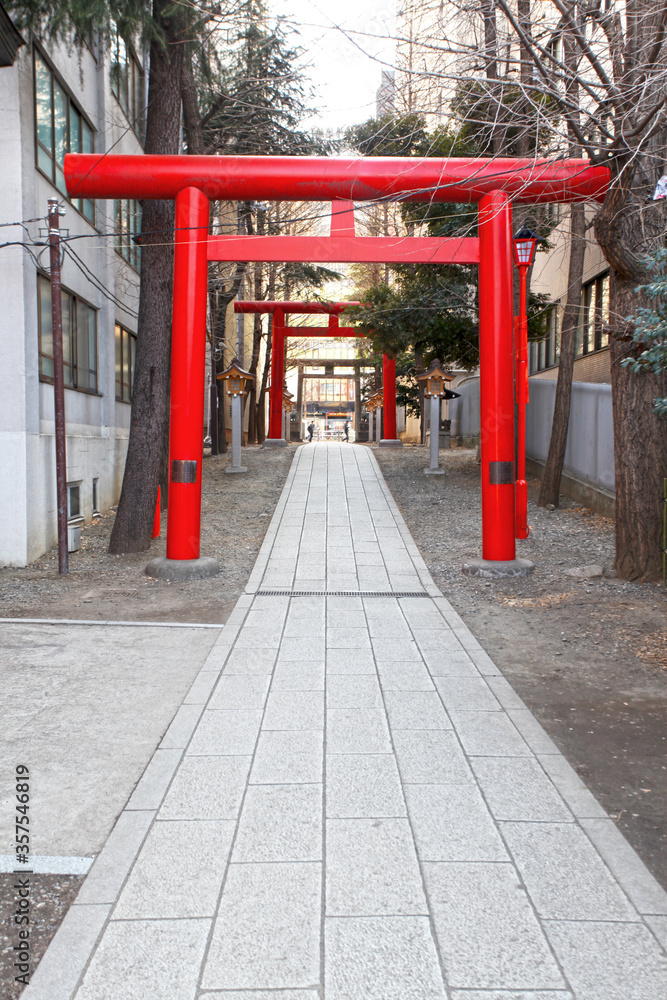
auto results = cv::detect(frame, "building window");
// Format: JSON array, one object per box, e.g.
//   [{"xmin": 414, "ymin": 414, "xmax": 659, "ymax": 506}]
[
  {"xmin": 577, "ymin": 272, "xmax": 610, "ymax": 356},
  {"xmin": 92, "ymin": 477, "xmax": 99, "ymax": 515},
  {"xmin": 114, "ymin": 199, "xmax": 142, "ymax": 271},
  {"xmin": 530, "ymin": 306, "xmax": 560, "ymax": 373},
  {"xmin": 34, "ymin": 49, "xmax": 95, "ymax": 222},
  {"xmin": 67, "ymin": 483, "xmax": 81, "ymax": 520},
  {"xmin": 110, "ymin": 27, "xmax": 145, "ymax": 139},
  {"xmin": 38, "ymin": 275, "xmax": 98, "ymax": 391},
  {"xmin": 115, "ymin": 322, "xmax": 136, "ymax": 402}
]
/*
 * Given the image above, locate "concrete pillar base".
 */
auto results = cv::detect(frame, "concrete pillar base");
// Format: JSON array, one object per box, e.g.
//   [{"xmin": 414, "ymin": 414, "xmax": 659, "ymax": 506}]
[
  {"xmin": 379, "ymin": 439, "xmax": 403, "ymax": 447},
  {"xmin": 262, "ymin": 438, "xmax": 288, "ymax": 448},
  {"xmin": 145, "ymin": 556, "xmax": 220, "ymax": 581},
  {"xmin": 225, "ymin": 466, "xmax": 248, "ymax": 474},
  {"xmin": 424, "ymin": 467, "xmax": 444, "ymax": 475},
  {"xmin": 461, "ymin": 557, "xmax": 535, "ymax": 579}
]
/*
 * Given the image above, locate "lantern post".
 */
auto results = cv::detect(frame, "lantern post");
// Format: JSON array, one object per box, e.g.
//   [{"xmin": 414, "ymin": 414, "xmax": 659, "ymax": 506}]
[
  {"xmin": 416, "ymin": 360, "xmax": 460, "ymax": 475},
  {"xmin": 283, "ymin": 387, "xmax": 294, "ymax": 443},
  {"xmin": 366, "ymin": 392, "xmax": 383, "ymax": 443},
  {"xmin": 513, "ymin": 226, "xmax": 539, "ymax": 540},
  {"xmin": 218, "ymin": 358, "xmax": 254, "ymax": 474}
]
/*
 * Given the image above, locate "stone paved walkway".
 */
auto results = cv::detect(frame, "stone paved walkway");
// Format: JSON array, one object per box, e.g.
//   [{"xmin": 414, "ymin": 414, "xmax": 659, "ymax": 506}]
[{"xmin": 25, "ymin": 444, "xmax": 667, "ymax": 1000}]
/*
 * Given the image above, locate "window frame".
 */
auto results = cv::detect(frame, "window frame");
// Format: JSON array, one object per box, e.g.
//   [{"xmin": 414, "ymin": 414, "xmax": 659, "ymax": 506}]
[
  {"xmin": 33, "ymin": 45, "xmax": 96, "ymax": 223},
  {"xmin": 110, "ymin": 25, "xmax": 145, "ymax": 141},
  {"xmin": 37, "ymin": 273, "xmax": 99, "ymax": 394},
  {"xmin": 114, "ymin": 198, "xmax": 142, "ymax": 272},
  {"xmin": 529, "ymin": 305, "xmax": 560, "ymax": 374},
  {"xmin": 115, "ymin": 321, "xmax": 137, "ymax": 403},
  {"xmin": 577, "ymin": 272, "xmax": 610, "ymax": 357}
]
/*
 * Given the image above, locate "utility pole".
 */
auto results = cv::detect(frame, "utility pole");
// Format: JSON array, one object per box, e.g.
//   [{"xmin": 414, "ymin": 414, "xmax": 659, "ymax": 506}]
[{"xmin": 48, "ymin": 198, "xmax": 68, "ymax": 574}]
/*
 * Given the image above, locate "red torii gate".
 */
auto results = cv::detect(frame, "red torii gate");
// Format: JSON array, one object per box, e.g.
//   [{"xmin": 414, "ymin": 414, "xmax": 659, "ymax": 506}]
[
  {"xmin": 64, "ymin": 153, "xmax": 609, "ymax": 577},
  {"xmin": 232, "ymin": 298, "xmax": 398, "ymax": 444}
]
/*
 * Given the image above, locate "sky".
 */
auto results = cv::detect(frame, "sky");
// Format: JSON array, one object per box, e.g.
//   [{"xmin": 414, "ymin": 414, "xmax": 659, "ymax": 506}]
[{"xmin": 269, "ymin": 0, "xmax": 397, "ymax": 134}]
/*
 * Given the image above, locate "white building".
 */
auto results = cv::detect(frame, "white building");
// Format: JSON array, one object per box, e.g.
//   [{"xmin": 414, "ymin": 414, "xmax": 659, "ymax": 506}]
[{"xmin": 0, "ymin": 8, "xmax": 145, "ymax": 565}]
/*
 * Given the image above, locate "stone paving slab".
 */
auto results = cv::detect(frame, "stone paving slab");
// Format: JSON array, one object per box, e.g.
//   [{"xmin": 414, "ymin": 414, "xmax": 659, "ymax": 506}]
[{"xmin": 23, "ymin": 443, "xmax": 667, "ymax": 1000}]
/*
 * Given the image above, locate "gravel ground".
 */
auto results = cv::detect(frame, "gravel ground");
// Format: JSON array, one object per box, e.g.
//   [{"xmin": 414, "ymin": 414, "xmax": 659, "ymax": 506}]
[
  {"xmin": 0, "ymin": 446, "xmax": 294, "ymax": 625},
  {"xmin": 0, "ymin": 874, "xmax": 83, "ymax": 1000},
  {"xmin": 375, "ymin": 444, "xmax": 667, "ymax": 890}
]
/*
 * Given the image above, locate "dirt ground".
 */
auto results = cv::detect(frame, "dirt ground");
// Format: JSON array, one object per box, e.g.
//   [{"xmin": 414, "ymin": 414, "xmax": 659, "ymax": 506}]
[
  {"xmin": 0, "ymin": 446, "xmax": 294, "ymax": 625},
  {"xmin": 0, "ymin": 874, "xmax": 83, "ymax": 999},
  {"xmin": 375, "ymin": 445, "xmax": 667, "ymax": 891},
  {"xmin": 1, "ymin": 440, "xmax": 665, "ymax": 900}
]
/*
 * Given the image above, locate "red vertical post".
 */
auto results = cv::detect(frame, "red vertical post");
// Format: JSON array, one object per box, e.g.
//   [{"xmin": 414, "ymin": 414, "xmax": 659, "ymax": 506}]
[
  {"xmin": 515, "ymin": 266, "xmax": 530, "ymax": 539},
  {"xmin": 381, "ymin": 354, "xmax": 397, "ymax": 440},
  {"xmin": 268, "ymin": 308, "xmax": 286, "ymax": 440},
  {"xmin": 166, "ymin": 187, "xmax": 210, "ymax": 561},
  {"xmin": 478, "ymin": 191, "xmax": 516, "ymax": 561}
]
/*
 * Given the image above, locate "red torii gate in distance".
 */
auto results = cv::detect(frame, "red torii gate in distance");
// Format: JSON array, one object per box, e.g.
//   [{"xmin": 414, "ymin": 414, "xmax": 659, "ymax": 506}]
[
  {"xmin": 232, "ymin": 300, "xmax": 399, "ymax": 444},
  {"xmin": 64, "ymin": 153, "xmax": 609, "ymax": 578}
]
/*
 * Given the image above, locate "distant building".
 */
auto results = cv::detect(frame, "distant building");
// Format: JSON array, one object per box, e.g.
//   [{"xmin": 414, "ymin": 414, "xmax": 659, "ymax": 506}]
[
  {"xmin": 0, "ymin": 11, "xmax": 146, "ymax": 564},
  {"xmin": 376, "ymin": 70, "xmax": 396, "ymax": 117},
  {"xmin": 531, "ymin": 208, "xmax": 611, "ymax": 385}
]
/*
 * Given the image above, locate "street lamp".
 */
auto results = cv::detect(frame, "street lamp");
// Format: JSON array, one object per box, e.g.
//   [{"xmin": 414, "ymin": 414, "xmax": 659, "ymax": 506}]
[
  {"xmin": 512, "ymin": 226, "xmax": 539, "ymax": 541},
  {"xmin": 512, "ymin": 226, "xmax": 539, "ymax": 268}
]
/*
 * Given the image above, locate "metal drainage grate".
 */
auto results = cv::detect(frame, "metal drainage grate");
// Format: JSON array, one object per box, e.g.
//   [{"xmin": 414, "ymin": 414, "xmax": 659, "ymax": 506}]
[{"xmin": 255, "ymin": 590, "xmax": 429, "ymax": 598}]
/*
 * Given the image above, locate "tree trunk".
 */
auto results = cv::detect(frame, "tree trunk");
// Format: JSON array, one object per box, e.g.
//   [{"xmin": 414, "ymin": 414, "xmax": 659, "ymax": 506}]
[
  {"xmin": 538, "ymin": 203, "xmax": 586, "ymax": 507},
  {"xmin": 608, "ymin": 277, "xmax": 667, "ymax": 581},
  {"xmin": 481, "ymin": 0, "xmax": 500, "ymax": 155},
  {"xmin": 109, "ymin": 0, "xmax": 184, "ymax": 554},
  {"xmin": 593, "ymin": 158, "xmax": 667, "ymax": 580},
  {"xmin": 516, "ymin": 0, "xmax": 531, "ymax": 157},
  {"xmin": 181, "ymin": 51, "xmax": 205, "ymax": 155}
]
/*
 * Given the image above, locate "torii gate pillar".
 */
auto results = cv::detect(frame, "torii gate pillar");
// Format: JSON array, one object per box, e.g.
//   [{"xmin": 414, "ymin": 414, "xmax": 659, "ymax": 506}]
[
  {"xmin": 265, "ymin": 308, "xmax": 288, "ymax": 446},
  {"xmin": 146, "ymin": 186, "xmax": 220, "ymax": 579},
  {"xmin": 379, "ymin": 355, "xmax": 401, "ymax": 446},
  {"xmin": 467, "ymin": 190, "xmax": 532, "ymax": 575}
]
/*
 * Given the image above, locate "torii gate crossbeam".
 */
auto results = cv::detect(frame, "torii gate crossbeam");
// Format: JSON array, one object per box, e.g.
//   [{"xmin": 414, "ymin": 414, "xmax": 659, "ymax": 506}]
[{"xmin": 64, "ymin": 152, "xmax": 609, "ymax": 578}]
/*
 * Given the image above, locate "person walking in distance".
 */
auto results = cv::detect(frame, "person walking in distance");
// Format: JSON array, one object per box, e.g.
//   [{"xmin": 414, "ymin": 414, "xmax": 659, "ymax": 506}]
[
  {"xmin": 343, "ymin": 420, "xmax": 350, "ymax": 442},
  {"xmin": 307, "ymin": 421, "xmax": 315, "ymax": 442}
]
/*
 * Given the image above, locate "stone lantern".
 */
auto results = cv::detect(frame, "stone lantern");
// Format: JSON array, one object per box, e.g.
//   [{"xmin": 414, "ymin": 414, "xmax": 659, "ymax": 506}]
[
  {"xmin": 282, "ymin": 387, "xmax": 295, "ymax": 443},
  {"xmin": 365, "ymin": 391, "xmax": 383, "ymax": 443},
  {"xmin": 416, "ymin": 360, "xmax": 459, "ymax": 475},
  {"xmin": 217, "ymin": 358, "xmax": 254, "ymax": 473}
]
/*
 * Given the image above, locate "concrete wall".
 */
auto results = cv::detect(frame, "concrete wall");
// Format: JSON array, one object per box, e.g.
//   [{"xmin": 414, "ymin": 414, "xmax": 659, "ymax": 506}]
[
  {"xmin": 525, "ymin": 379, "xmax": 615, "ymax": 494},
  {"xmin": 449, "ymin": 376, "xmax": 616, "ymax": 509},
  {"xmin": 449, "ymin": 377, "xmax": 481, "ymax": 445}
]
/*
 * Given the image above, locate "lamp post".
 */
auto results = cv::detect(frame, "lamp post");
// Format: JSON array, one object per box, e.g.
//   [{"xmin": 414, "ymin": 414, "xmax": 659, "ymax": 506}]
[
  {"xmin": 513, "ymin": 226, "xmax": 539, "ymax": 540},
  {"xmin": 217, "ymin": 358, "xmax": 254, "ymax": 473},
  {"xmin": 416, "ymin": 360, "xmax": 460, "ymax": 475}
]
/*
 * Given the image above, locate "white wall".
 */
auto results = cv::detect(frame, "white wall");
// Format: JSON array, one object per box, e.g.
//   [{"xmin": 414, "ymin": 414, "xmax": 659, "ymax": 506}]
[{"xmin": 0, "ymin": 33, "xmax": 141, "ymax": 565}]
